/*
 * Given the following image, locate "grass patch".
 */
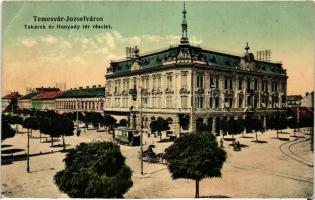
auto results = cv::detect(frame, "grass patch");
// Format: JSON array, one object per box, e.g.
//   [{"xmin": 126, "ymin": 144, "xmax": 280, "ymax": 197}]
[{"xmin": 116, "ymin": 135, "xmax": 129, "ymax": 143}]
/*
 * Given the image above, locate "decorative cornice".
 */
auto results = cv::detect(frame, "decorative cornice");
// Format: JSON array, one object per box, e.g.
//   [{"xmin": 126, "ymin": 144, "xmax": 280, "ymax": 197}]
[
  {"xmin": 195, "ymin": 87, "xmax": 205, "ymax": 95},
  {"xmin": 179, "ymin": 87, "xmax": 190, "ymax": 95},
  {"xmin": 165, "ymin": 88, "xmax": 174, "ymax": 94},
  {"xmin": 224, "ymin": 89, "xmax": 234, "ymax": 97}
]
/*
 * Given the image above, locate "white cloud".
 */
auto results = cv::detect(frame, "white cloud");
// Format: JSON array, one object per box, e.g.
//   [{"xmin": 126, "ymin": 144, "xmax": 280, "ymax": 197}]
[
  {"xmin": 72, "ymin": 56, "xmax": 87, "ymax": 65},
  {"xmin": 21, "ymin": 38, "xmax": 37, "ymax": 47},
  {"xmin": 190, "ymin": 35, "xmax": 203, "ymax": 45},
  {"xmin": 104, "ymin": 32, "xmax": 116, "ymax": 49},
  {"xmin": 41, "ymin": 35, "xmax": 58, "ymax": 44}
]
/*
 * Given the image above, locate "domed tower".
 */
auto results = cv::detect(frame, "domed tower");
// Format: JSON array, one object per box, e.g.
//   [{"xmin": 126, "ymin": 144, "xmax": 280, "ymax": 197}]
[
  {"xmin": 240, "ymin": 43, "xmax": 256, "ymax": 71},
  {"xmin": 180, "ymin": 2, "xmax": 189, "ymax": 45}
]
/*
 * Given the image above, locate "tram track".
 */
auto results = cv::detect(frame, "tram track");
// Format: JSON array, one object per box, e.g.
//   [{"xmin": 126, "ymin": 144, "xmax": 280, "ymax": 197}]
[{"xmin": 278, "ymin": 136, "xmax": 313, "ymax": 168}]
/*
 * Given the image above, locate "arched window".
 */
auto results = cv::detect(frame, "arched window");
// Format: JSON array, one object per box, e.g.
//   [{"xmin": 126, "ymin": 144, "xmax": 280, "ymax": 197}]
[{"xmin": 167, "ymin": 117, "xmax": 173, "ymax": 124}]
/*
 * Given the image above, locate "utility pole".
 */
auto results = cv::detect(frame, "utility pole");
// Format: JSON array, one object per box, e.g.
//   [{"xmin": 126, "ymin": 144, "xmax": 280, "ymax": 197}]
[
  {"xmin": 76, "ymin": 99, "xmax": 79, "ymax": 131},
  {"xmin": 26, "ymin": 129, "xmax": 30, "ymax": 173},
  {"xmin": 140, "ymin": 78, "xmax": 144, "ymax": 175}
]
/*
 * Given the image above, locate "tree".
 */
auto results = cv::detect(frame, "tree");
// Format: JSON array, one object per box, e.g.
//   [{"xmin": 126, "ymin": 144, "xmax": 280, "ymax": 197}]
[
  {"xmin": 39, "ymin": 116, "xmax": 52, "ymax": 143},
  {"xmin": 228, "ymin": 118, "xmax": 244, "ymax": 140},
  {"xmin": 150, "ymin": 117, "xmax": 170, "ymax": 141},
  {"xmin": 23, "ymin": 117, "xmax": 40, "ymax": 173},
  {"xmin": 23, "ymin": 117, "xmax": 40, "ymax": 137},
  {"xmin": 244, "ymin": 115, "xmax": 254, "ymax": 134},
  {"xmin": 1, "ymin": 120, "xmax": 16, "ymax": 141},
  {"xmin": 90, "ymin": 112, "xmax": 103, "ymax": 131},
  {"xmin": 252, "ymin": 117, "xmax": 264, "ymax": 142},
  {"xmin": 8, "ymin": 115, "xmax": 24, "ymax": 133},
  {"xmin": 119, "ymin": 119, "xmax": 128, "ymax": 127},
  {"xmin": 178, "ymin": 114, "xmax": 190, "ymax": 135},
  {"xmin": 274, "ymin": 114, "xmax": 287, "ymax": 138},
  {"xmin": 216, "ymin": 117, "xmax": 228, "ymax": 138},
  {"xmin": 164, "ymin": 132, "xmax": 226, "ymax": 198},
  {"xmin": 54, "ymin": 142, "xmax": 133, "ymax": 198},
  {"xmin": 50, "ymin": 117, "xmax": 74, "ymax": 150},
  {"xmin": 103, "ymin": 115, "xmax": 117, "ymax": 138}
]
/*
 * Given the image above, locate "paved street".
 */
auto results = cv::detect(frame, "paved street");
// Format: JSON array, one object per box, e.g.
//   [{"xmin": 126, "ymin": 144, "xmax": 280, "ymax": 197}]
[{"xmin": 1, "ymin": 127, "xmax": 313, "ymax": 198}]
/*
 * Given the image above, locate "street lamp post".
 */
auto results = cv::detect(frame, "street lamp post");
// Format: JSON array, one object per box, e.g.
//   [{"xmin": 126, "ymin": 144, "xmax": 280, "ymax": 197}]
[
  {"xmin": 76, "ymin": 99, "xmax": 81, "ymax": 133},
  {"xmin": 140, "ymin": 84, "xmax": 144, "ymax": 175}
]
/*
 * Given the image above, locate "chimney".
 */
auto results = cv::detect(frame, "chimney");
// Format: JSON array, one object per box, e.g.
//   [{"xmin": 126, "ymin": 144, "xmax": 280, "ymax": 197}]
[
  {"xmin": 306, "ymin": 92, "xmax": 309, "ymax": 96},
  {"xmin": 86, "ymin": 86, "xmax": 89, "ymax": 89},
  {"xmin": 92, "ymin": 85, "xmax": 96, "ymax": 88}
]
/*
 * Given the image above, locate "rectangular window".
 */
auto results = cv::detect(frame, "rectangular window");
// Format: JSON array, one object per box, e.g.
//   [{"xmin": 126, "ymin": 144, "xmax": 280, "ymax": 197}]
[
  {"xmin": 254, "ymin": 98, "xmax": 258, "ymax": 108},
  {"xmin": 247, "ymin": 96, "xmax": 251, "ymax": 107},
  {"xmin": 238, "ymin": 79, "xmax": 243, "ymax": 90},
  {"xmin": 197, "ymin": 75, "xmax": 204, "ymax": 88},
  {"xmin": 141, "ymin": 77, "xmax": 145, "ymax": 88},
  {"xmin": 157, "ymin": 76, "xmax": 161, "ymax": 89},
  {"xmin": 215, "ymin": 98, "xmax": 219, "ymax": 108},
  {"xmin": 126, "ymin": 79, "xmax": 129, "ymax": 90},
  {"xmin": 181, "ymin": 96, "xmax": 188, "ymax": 108},
  {"xmin": 181, "ymin": 74, "xmax": 187, "ymax": 88},
  {"xmin": 224, "ymin": 98, "xmax": 230, "ymax": 108},
  {"xmin": 210, "ymin": 77, "xmax": 215, "ymax": 88},
  {"xmin": 146, "ymin": 78, "xmax": 149, "ymax": 89},
  {"xmin": 153, "ymin": 77, "xmax": 156, "ymax": 89},
  {"xmin": 254, "ymin": 79, "xmax": 258, "ymax": 91},
  {"xmin": 247, "ymin": 79, "xmax": 251, "ymax": 90},
  {"xmin": 167, "ymin": 75, "xmax": 173, "ymax": 89},
  {"xmin": 239, "ymin": 97, "xmax": 243, "ymax": 108},
  {"xmin": 224, "ymin": 79, "xmax": 228, "ymax": 89},
  {"xmin": 229, "ymin": 79, "xmax": 233, "ymax": 90},
  {"xmin": 262, "ymin": 81, "xmax": 265, "ymax": 92},
  {"xmin": 157, "ymin": 97, "xmax": 161, "ymax": 108},
  {"xmin": 199, "ymin": 97, "xmax": 204, "ymax": 108},
  {"xmin": 209, "ymin": 97, "xmax": 213, "ymax": 108}
]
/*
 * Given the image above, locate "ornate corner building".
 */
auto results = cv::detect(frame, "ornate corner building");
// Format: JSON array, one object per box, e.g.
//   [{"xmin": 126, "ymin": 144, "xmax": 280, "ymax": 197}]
[{"xmin": 104, "ymin": 4, "xmax": 288, "ymax": 134}]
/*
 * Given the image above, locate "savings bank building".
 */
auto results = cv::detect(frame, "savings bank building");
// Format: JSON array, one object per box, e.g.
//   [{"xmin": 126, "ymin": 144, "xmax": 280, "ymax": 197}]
[{"xmin": 104, "ymin": 5, "xmax": 288, "ymax": 135}]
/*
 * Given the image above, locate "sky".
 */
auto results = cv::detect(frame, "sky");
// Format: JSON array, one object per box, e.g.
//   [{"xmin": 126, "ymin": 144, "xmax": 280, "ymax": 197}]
[{"xmin": 2, "ymin": 1, "xmax": 314, "ymax": 96}]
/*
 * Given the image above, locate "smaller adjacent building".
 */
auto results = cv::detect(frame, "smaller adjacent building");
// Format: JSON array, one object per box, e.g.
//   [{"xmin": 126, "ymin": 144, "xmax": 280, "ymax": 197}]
[
  {"xmin": 287, "ymin": 95, "xmax": 302, "ymax": 107},
  {"xmin": 18, "ymin": 92, "xmax": 40, "ymax": 110},
  {"xmin": 2, "ymin": 92, "xmax": 22, "ymax": 111},
  {"xmin": 32, "ymin": 89, "xmax": 63, "ymax": 111},
  {"xmin": 55, "ymin": 85, "xmax": 105, "ymax": 114},
  {"xmin": 301, "ymin": 92, "xmax": 314, "ymax": 108}
]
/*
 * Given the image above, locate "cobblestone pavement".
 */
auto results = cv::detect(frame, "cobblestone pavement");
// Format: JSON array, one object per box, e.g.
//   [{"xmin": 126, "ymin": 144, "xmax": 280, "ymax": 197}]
[{"xmin": 1, "ymin": 126, "xmax": 313, "ymax": 198}]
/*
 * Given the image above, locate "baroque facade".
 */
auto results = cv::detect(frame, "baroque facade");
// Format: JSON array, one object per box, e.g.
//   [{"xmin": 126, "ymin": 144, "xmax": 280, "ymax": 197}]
[{"xmin": 104, "ymin": 5, "xmax": 288, "ymax": 134}]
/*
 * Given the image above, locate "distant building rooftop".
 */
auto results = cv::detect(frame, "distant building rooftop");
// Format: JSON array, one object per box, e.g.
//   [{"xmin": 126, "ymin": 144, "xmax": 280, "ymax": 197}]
[
  {"xmin": 57, "ymin": 86, "xmax": 105, "ymax": 99},
  {"xmin": 2, "ymin": 92, "xmax": 22, "ymax": 99},
  {"xmin": 32, "ymin": 90, "xmax": 63, "ymax": 100}
]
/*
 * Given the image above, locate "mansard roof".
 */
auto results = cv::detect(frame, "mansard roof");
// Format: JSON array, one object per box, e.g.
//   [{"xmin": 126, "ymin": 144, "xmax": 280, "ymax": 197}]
[
  {"xmin": 57, "ymin": 86, "xmax": 105, "ymax": 99},
  {"xmin": 106, "ymin": 45, "xmax": 286, "ymax": 77}
]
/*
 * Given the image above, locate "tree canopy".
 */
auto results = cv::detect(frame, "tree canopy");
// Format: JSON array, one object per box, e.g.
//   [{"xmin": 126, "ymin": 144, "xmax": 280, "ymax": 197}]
[
  {"xmin": 54, "ymin": 142, "xmax": 133, "ymax": 198},
  {"xmin": 2, "ymin": 120, "xmax": 16, "ymax": 141},
  {"xmin": 164, "ymin": 132, "xmax": 226, "ymax": 198},
  {"xmin": 150, "ymin": 117, "xmax": 170, "ymax": 140}
]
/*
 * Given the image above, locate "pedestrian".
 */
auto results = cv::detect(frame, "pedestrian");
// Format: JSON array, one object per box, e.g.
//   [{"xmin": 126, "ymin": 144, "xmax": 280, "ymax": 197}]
[{"xmin": 220, "ymin": 138, "xmax": 224, "ymax": 148}]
